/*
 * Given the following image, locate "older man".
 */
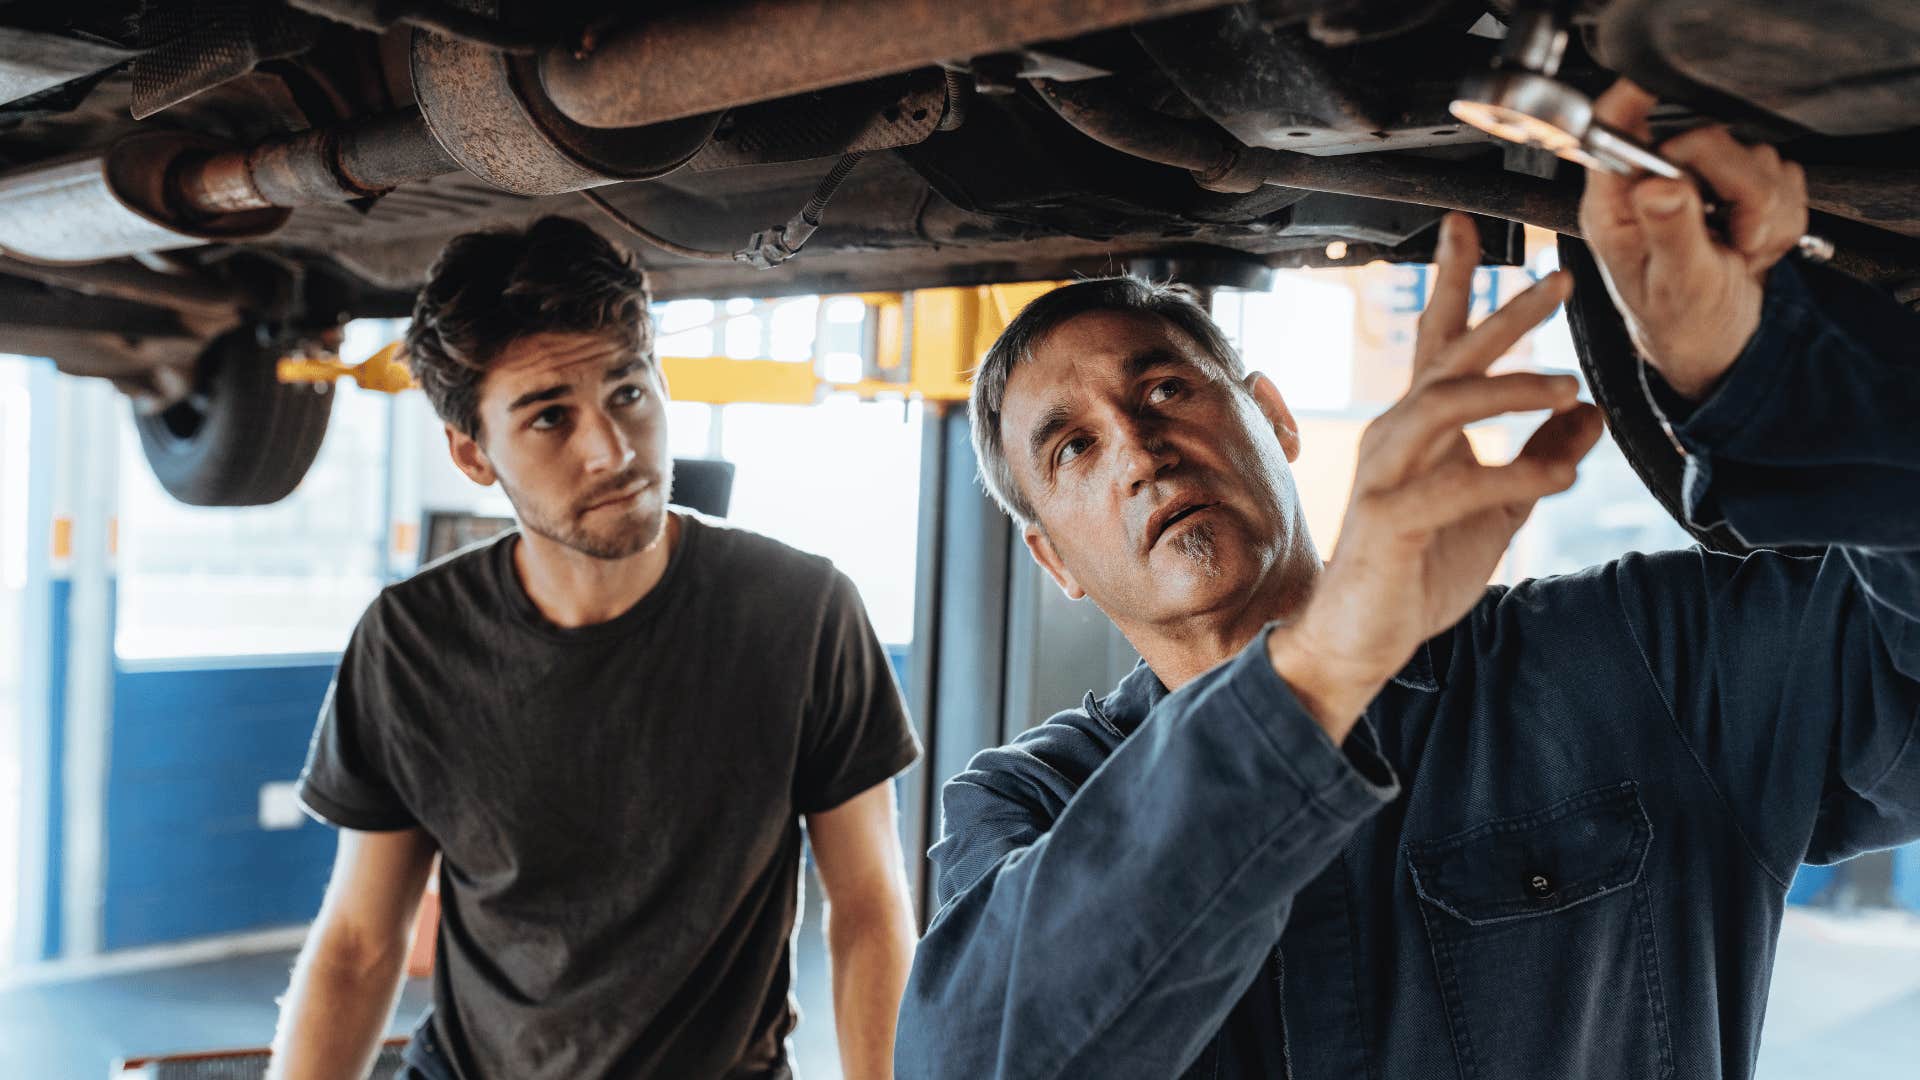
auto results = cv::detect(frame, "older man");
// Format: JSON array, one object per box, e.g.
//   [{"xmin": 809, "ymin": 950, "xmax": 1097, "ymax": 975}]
[{"xmin": 896, "ymin": 83, "xmax": 1920, "ymax": 1078}]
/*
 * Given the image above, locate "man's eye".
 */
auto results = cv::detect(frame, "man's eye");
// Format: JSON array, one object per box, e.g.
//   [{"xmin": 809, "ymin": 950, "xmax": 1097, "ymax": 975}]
[
  {"xmin": 531, "ymin": 406, "xmax": 568, "ymax": 431},
  {"xmin": 1057, "ymin": 435, "xmax": 1092, "ymax": 466},
  {"xmin": 611, "ymin": 384, "xmax": 644, "ymax": 407},
  {"xmin": 1148, "ymin": 378, "xmax": 1184, "ymax": 403}
]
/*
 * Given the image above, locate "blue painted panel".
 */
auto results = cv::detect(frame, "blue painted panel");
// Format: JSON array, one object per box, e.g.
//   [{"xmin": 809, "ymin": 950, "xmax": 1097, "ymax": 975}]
[
  {"xmin": 1786, "ymin": 863, "xmax": 1838, "ymax": 906},
  {"xmin": 102, "ymin": 661, "xmax": 340, "ymax": 950},
  {"xmin": 885, "ymin": 643, "xmax": 910, "ymax": 696},
  {"xmin": 1895, "ymin": 844, "xmax": 1920, "ymax": 914},
  {"xmin": 40, "ymin": 579, "xmax": 69, "ymax": 960}
]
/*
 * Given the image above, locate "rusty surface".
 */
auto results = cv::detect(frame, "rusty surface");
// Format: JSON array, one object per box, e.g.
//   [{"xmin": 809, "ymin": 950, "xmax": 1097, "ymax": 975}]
[
  {"xmin": 333, "ymin": 108, "xmax": 462, "ymax": 194},
  {"xmin": 413, "ymin": 31, "xmax": 718, "ymax": 196},
  {"xmin": 172, "ymin": 150, "xmax": 267, "ymax": 215},
  {"xmin": 1243, "ymin": 147, "xmax": 1584, "ymax": 237},
  {"xmin": 168, "ymin": 109, "xmax": 459, "ymax": 215},
  {"xmin": 538, "ymin": 0, "xmax": 1238, "ymax": 130},
  {"xmin": 689, "ymin": 72, "xmax": 949, "ymax": 172}
]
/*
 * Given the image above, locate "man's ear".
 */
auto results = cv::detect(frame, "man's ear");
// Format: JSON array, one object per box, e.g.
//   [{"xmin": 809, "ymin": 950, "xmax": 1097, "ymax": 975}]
[
  {"xmin": 446, "ymin": 424, "xmax": 497, "ymax": 487},
  {"xmin": 1023, "ymin": 522, "xmax": 1086, "ymax": 601},
  {"xmin": 1244, "ymin": 371, "xmax": 1301, "ymax": 463}
]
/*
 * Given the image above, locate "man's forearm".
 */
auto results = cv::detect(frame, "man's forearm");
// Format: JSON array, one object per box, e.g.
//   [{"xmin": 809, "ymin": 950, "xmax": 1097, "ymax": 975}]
[
  {"xmin": 826, "ymin": 901, "xmax": 917, "ymax": 1080},
  {"xmin": 266, "ymin": 935, "xmax": 409, "ymax": 1080}
]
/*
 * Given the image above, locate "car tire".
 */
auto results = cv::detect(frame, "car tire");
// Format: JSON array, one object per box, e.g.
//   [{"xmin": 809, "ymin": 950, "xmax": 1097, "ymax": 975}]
[{"xmin": 133, "ymin": 327, "xmax": 333, "ymax": 507}]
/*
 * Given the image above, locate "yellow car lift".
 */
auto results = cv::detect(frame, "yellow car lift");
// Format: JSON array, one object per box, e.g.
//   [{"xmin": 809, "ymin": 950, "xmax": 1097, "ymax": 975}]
[{"xmin": 279, "ymin": 282, "xmax": 1059, "ymax": 406}]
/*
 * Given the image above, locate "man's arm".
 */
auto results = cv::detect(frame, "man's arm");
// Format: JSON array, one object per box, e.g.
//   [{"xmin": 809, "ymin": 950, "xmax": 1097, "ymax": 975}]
[
  {"xmin": 805, "ymin": 780, "xmax": 916, "ymax": 1080},
  {"xmin": 266, "ymin": 827, "xmax": 437, "ymax": 1080},
  {"xmin": 1579, "ymin": 80, "xmax": 1920, "ymax": 868},
  {"xmin": 901, "ymin": 212, "xmax": 1599, "ymax": 1079}
]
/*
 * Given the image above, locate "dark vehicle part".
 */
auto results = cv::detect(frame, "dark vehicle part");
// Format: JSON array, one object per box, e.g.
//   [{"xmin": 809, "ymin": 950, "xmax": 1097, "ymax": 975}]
[
  {"xmin": 130, "ymin": 2, "xmax": 326, "ymax": 119},
  {"xmin": 1029, "ymin": 76, "xmax": 1586, "ymax": 234},
  {"xmin": 0, "ymin": 112, "xmax": 457, "ymax": 262},
  {"xmin": 0, "ymin": 256, "xmax": 245, "ymax": 321},
  {"xmin": 686, "ymin": 71, "xmax": 953, "ymax": 172},
  {"xmin": 582, "ymin": 152, "xmax": 870, "ymax": 267},
  {"xmin": 1594, "ymin": 0, "xmax": 1920, "ymax": 138},
  {"xmin": 290, "ymin": 0, "xmax": 555, "ymax": 54},
  {"xmin": 133, "ymin": 327, "xmax": 334, "ymax": 507},
  {"xmin": 0, "ymin": 26, "xmax": 140, "ymax": 109},
  {"xmin": 411, "ymin": 31, "xmax": 721, "ymax": 196},
  {"xmin": 171, "ymin": 107, "xmax": 458, "ymax": 212},
  {"xmin": 1131, "ymin": 6, "xmax": 1491, "ymax": 155},
  {"xmin": 537, "ymin": 0, "xmax": 1239, "ymax": 130},
  {"xmin": 0, "ymin": 132, "xmax": 292, "ymax": 263},
  {"xmin": 1453, "ymin": 6, "xmax": 1837, "ymax": 262}
]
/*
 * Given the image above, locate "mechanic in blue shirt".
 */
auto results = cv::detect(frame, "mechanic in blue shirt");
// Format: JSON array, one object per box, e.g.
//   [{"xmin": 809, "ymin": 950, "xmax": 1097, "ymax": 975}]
[{"xmin": 897, "ymin": 81, "xmax": 1920, "ymax": 1079}]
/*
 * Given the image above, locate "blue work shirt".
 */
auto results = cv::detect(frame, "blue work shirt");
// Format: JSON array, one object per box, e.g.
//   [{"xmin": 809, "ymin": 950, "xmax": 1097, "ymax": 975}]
[{"xmin": 897, "ymin": 258, "xmax": 1920, "ymax": 1080}]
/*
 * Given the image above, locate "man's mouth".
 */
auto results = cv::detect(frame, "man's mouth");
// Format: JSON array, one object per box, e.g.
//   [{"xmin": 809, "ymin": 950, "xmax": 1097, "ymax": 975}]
[
  {"xmin": 581, "ymin": 479, "xmax": 649, "ymax": 514},
  {"xmin": 1148, "ymin": 500, "xmax": 1216, "ymax": 550}
]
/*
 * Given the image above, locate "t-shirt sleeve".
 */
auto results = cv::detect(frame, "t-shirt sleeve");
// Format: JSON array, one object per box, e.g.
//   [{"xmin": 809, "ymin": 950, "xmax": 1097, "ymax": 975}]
[
  {"xmin": 793, "ymin": 568, "xmax": 922, "ymax": 814},
  {"xmin": 297, "ymin": 605, "xmax": 420, "ymax": 831}
]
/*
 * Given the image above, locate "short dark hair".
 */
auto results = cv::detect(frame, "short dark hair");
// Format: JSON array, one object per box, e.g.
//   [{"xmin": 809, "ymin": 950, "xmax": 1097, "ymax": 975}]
[
  {"xmin": 969, "ymin": 276, "xmax": 1247, "ymax": 525},
  {"xmin": 406, "ymin": 215, "xmax": 654, "ymax": 438}
]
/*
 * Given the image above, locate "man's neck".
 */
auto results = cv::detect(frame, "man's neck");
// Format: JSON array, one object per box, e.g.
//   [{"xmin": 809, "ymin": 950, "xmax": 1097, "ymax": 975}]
[
  {"xmin": 513, "ymin": 513, "xmax": 681, "ymax": 629},
  {"xmin": 1127, "ymin": 548, "xmax": 1322, "ymax": 692}
]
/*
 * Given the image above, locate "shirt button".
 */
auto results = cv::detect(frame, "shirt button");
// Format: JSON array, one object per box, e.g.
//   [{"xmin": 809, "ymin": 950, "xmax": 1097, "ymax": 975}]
[{"xmin": 1527, "ymin": 873, "xmax": 1554, "ymax": 899}]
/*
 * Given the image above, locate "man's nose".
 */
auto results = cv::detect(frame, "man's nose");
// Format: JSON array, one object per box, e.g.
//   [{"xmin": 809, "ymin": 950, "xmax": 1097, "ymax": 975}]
[
  {"xmin": 579, "ymin": 406, "xmax": 636, "ymax": 473},
  {"xmin": 1115, "ymin": 418, "xmax": 1178, "ymax": 494}
]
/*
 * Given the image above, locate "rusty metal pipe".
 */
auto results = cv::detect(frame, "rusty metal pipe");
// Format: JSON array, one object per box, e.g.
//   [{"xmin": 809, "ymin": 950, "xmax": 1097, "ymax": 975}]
[
  {"xmin": 539, "ymin": 0, "xmax": 1237, "ymax": 130},
  {"xmin": 172, "ymin": 107, "xmax": 459, "ymax": 215}
]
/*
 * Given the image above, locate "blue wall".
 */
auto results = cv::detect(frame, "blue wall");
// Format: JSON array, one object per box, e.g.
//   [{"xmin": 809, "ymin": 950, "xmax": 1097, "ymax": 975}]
[
  {"xmin": 40, "ymin": 579, "xmax": 69, "ymax": 960},
  {"xmin": 100, "ymin": 661, "xmax": 338, "ymax": 950}
]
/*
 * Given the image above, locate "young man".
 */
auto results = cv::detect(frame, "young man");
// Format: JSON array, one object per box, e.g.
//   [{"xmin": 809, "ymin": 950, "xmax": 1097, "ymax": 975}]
[
  {"xmin": 270, "ymin": 217, "xmax": 921, "ymax": 1080},
  {"xmin": 897, "ymin": 83, "xmax": 1920, "ymax": 1077}
]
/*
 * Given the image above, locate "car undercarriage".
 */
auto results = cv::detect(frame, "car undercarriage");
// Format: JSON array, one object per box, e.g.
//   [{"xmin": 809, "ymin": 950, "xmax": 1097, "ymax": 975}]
[{"xmin": 0, "ymin": 0, "xmax": 1915, "ymax": 508}]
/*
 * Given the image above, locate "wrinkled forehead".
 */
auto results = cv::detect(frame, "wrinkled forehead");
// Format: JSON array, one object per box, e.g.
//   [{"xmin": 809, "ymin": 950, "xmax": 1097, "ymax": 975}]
[{"xmin": 1001, "ymin": 309, "xmax": 1216, "ymax": 426}]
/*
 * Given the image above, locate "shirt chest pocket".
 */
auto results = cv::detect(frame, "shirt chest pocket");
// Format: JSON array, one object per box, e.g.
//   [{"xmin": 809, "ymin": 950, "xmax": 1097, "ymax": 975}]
[{"xmin": 1405, "ymin": 781, "xmax": 1673, "ymax": 1080}]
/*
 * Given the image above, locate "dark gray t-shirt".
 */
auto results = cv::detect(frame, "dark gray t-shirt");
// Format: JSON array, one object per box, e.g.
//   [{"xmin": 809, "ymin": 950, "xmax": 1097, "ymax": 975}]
[{"xmin": 297, "ymin": 513, "xmax": 921, "ymax": 1080}]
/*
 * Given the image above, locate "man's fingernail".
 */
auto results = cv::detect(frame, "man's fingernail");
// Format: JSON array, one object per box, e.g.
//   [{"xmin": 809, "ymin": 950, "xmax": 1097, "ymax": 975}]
[{"xmin": 1639, "ymin": 186, "xmax": 1686, "ymax": 216}]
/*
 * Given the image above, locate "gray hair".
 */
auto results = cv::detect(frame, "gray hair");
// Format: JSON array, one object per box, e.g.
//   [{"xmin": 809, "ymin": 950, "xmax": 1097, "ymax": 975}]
[{"xmin": 968, "ymin": 276, "xmax": 1247, "ymax": 525}]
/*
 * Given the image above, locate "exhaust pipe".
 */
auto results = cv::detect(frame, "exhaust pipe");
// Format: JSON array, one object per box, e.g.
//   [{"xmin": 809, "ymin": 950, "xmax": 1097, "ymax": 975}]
[
  {"xmin": 0, "ymin": 110, "xmax": 458, "ymax": 264},
  {"xmin": 538, "ymin": 0, "xmax": 1238, "ymax": 130}
]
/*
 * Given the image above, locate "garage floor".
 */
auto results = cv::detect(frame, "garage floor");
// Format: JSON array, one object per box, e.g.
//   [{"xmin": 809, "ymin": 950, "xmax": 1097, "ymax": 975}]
[
  {"xmin": 0, "ymin": 878, "xmax": 846, "ymax": 1080},
  {"xmin": 0, "ymin": 903, "xmax": 1911, "ymax": 1079}
]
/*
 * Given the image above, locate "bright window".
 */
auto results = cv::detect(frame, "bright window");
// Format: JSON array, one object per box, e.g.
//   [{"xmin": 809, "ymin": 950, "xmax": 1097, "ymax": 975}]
[
  {"xmin": 114, "ymin": 326, "xmax": 394, "ymax": 661},
  {"xmin": 715, "ymin": 397, "xmax": 922, "ymax": 645}
]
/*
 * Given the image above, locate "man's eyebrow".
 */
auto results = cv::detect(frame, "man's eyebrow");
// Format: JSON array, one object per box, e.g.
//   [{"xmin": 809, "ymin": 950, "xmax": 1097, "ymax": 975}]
[
  {"xmin": 1026, "ymin": 400, "xmax": 1076, "ymax": 469},
  {"xmin": 1124, "ymin": 346, "xmax": 1193, "ymax": 380},
  {"xmin": 604, "ymin": 358, "xmax": 643, "ymax": 382},
  {"xmin": 508, "ymin": 384, "xmax": 571, "ymax": 413}
]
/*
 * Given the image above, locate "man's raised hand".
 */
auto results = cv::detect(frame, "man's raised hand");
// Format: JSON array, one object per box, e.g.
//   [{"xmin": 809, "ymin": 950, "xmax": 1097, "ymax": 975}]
[
  {"xmin": 1578, "ymin": 79, "xmax": 1809, "ymax": 400},
  {"xmin": 1268, "ymin": 213, "xmax": 1604, "ymax": 739}
]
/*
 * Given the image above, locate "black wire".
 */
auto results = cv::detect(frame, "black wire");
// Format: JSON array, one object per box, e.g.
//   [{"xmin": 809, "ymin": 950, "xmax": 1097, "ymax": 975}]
[{"xmin": 578, "ymin": 189, "xmax": 738, "ymax": 262}]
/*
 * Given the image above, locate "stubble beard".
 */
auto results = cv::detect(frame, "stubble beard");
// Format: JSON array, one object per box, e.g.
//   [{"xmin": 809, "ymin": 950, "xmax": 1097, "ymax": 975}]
[
  {"xmin": 1168, "ymin": 517, "xmax": 1223, "ymax": 579},
  {"xmin": 505, "ymin": 471, "xmax": 668, "ymax": 561}
]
